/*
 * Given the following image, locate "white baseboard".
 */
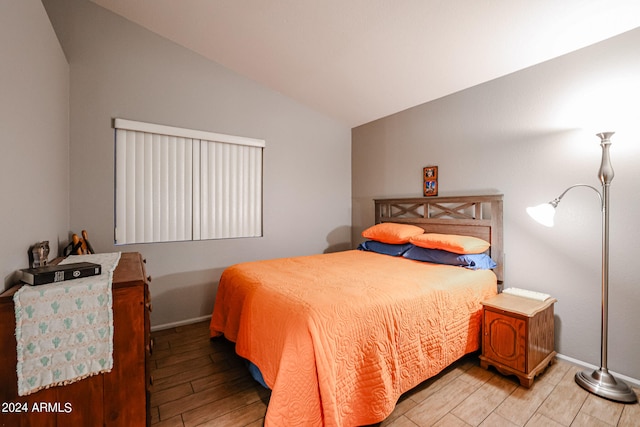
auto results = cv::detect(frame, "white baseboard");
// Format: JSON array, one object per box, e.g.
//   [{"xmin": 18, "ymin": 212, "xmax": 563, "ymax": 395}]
[
  {"xmin": 150, "ymin": 315, "xmax": 212, "ymax": 332},
  {"xmin": 556, "ymin": 353, "xmax": 640, "ymax": 388}
]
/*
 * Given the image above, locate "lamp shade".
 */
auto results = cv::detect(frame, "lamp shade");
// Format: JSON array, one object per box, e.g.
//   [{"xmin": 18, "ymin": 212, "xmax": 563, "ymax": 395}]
[{"xmin": 526, "ymin": 203, "xmax": 556, "ymax": 227}]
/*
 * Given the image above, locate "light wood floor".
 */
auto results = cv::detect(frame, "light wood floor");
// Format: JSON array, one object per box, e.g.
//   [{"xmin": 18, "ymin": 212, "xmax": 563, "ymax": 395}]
[{"xmin": 149, "ymin": 320, "xmax": 640, "ymax": 427}]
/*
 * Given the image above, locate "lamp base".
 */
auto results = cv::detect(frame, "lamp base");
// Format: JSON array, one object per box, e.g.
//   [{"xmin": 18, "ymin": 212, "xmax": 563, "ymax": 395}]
[{"xmin": 575, "ymin": 368, "xmax": 638, "ymax": 403}]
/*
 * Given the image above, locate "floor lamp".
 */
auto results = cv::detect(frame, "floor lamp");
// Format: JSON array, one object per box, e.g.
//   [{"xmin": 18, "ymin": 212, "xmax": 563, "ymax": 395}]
[{"xmin": 526, "ymin": 132, "xmax": 637, "ymax": 403}]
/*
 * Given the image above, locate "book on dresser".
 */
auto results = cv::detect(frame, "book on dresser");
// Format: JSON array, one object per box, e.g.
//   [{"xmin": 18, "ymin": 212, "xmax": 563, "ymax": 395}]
[{"xmin": 19, "ymin": 262, "xmax": 102, "ymax": 285}]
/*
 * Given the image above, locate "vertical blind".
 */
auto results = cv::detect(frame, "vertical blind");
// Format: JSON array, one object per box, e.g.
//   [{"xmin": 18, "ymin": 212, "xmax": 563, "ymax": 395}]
[{"xmin": 114, "ymin": 119, "xmax": 264, "ymax": 244}]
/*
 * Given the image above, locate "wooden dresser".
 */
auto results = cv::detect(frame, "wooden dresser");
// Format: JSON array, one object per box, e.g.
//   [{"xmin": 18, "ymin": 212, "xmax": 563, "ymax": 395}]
[
  {"xmin": 479, "ymin": 293, "xmax": 556, "ymax": 387},
  {"xmin": 0, "ymin": 252, "xmax": 151, "ymax": 426}
]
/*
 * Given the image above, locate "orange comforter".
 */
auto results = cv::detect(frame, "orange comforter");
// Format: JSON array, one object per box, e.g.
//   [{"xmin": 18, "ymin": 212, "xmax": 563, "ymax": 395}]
[{"xmin": 210, "ymin": 250, "xmax": 497, "ymax": 426}]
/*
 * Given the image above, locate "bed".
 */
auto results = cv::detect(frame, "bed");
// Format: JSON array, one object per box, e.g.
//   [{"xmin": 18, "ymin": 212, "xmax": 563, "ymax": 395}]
[{"xmin": 210, "ymin": 194, "xmax": 504, "ymax": 426}]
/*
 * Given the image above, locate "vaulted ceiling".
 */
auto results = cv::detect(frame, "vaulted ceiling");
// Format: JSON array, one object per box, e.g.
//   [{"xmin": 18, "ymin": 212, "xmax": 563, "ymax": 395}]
[{"xmin": 91, "ymin": 0, "xmax": 640, "ymax": 127}]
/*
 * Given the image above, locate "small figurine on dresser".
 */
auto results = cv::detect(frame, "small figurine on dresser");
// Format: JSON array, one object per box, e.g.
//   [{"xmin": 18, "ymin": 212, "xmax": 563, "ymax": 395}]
[
  {"xmin": 63, "ymin": 230, "xmax": 95, "ymax": 256},
  {"xmin": 29, "ymin": 241, "xmax": 49, "ymax": 268}
]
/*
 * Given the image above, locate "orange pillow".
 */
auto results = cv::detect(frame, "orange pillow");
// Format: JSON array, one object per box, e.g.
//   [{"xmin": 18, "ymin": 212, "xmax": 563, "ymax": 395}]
[
  {"xmin": 409, "ymin": 233, "xmax": 490, "ymax": 254},
  {"xmin": 361, "ymin": 222, "xmax": 425, "ymax": 244}
]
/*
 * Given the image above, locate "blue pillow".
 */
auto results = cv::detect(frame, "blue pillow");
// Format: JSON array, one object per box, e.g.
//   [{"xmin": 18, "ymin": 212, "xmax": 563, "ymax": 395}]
[
  {"xmin": 357, "ymin": 240, "xmax": 414, "ymax": 256},
  {"xmin": 403, "ymin": 246, "xmax": 497, "ymax": 270}
]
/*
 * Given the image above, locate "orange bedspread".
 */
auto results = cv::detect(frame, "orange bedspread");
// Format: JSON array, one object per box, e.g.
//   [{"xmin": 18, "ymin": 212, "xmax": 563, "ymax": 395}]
[{"xmin": 210, "ymin": 250, "xmax": 497, "ymax": 426}]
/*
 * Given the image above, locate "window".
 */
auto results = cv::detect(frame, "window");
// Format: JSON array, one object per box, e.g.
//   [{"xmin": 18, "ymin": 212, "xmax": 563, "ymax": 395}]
[{"xmin": 114, "ymin": 119, "xmax": 264, "ymax": 244}]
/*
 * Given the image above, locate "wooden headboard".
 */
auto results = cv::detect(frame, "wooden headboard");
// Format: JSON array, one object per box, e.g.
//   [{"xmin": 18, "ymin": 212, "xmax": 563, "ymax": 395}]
[{"xmin": 374, "ymin": 194, "xmax": 504, "ymax": 283}]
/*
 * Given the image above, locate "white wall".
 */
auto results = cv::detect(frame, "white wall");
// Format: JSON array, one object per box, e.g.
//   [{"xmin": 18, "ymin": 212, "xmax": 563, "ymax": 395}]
[
  {"xmin": 0, "ymin": 0, "xmax": 69, "ymax": 290},
  {"xmin": 353, "ymin": 28, "xmax": 640, "ymax": 381},
  {"xmin": 42, "ymin": 0, "xmax": 352, "ymax": 327}
]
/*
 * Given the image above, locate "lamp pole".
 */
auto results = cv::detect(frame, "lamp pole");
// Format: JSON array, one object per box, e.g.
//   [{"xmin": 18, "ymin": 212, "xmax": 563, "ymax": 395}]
[
  {"xmin": 574, "ymin": 132, "xmax": 637, "ymax": 403},
  {"xmin": 598, "ymin": 132, "xmax": 613, "ymax": 377}
]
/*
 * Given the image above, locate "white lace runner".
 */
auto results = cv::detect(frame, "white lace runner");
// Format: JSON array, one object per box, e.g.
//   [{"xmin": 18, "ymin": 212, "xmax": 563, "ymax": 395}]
[{"xmin": 14, "ymin": 252, "xmax": 121, "ymax": 396}]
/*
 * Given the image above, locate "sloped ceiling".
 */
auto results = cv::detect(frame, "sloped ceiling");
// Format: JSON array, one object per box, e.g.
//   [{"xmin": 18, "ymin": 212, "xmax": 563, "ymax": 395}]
[{"xmin": 91, "ymin": 0, "xmax": 640, "ymax": 127}]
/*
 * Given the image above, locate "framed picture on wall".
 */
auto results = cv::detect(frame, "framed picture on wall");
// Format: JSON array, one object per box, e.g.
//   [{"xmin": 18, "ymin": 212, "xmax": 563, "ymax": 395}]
[{"xmin": 423, "ymin": 166, "xmax": 438, "ymax": 196}]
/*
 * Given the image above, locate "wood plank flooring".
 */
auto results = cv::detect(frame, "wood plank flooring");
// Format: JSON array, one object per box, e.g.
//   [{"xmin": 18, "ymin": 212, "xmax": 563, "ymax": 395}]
[{"xmin": 150, "ymin": 320, "xmax": 640, "ymax": 426}]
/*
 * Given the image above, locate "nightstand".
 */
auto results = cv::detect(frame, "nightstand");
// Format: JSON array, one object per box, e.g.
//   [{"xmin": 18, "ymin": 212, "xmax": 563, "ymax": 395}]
[{"xmin": 479, "ymin": 293, "xmax": 557, "ymax": 387}]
